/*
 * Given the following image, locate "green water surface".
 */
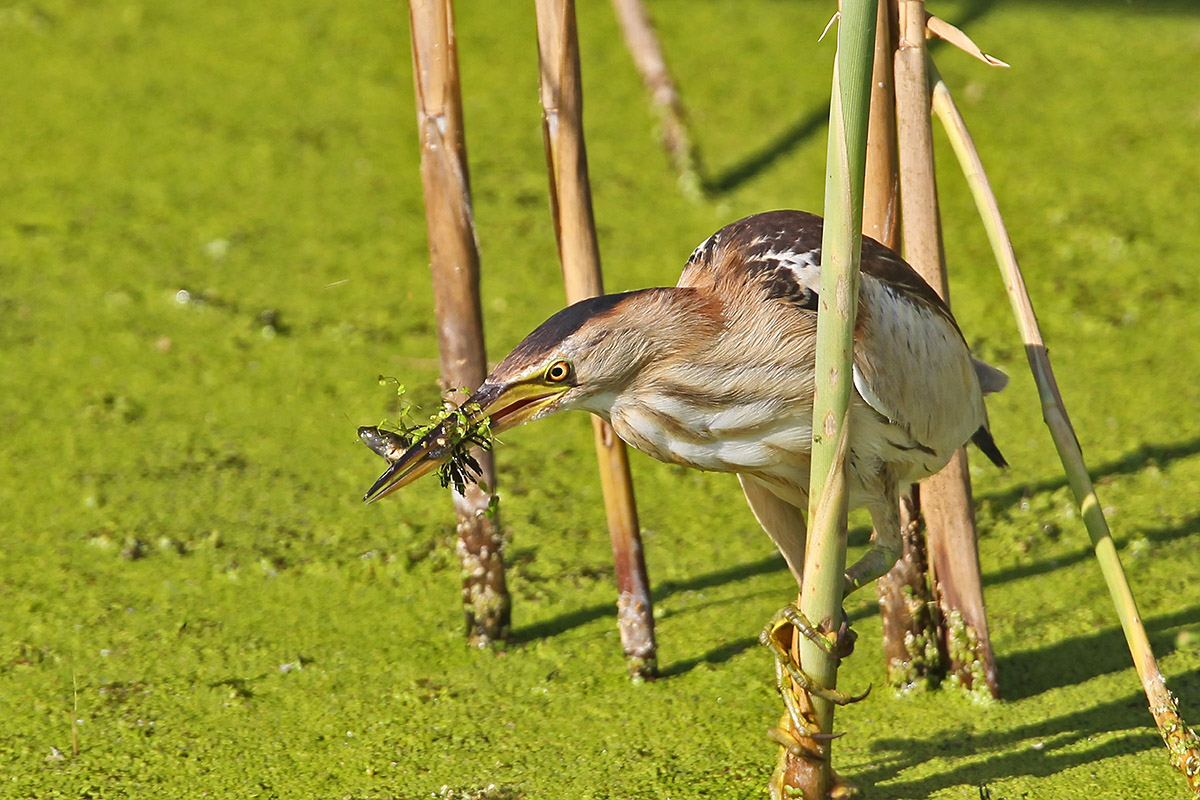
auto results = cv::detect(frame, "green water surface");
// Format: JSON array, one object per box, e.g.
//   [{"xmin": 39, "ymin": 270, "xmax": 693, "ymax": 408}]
[{"xmin": 2, "ymin": 1, "xmax": 1199, "ymax": 797}]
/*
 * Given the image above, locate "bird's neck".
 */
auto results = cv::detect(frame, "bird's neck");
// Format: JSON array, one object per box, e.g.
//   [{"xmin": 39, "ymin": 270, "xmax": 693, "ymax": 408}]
[
  {"xmin": 570, "ymin": 287, "xmax": 723, "ymax": 418},
  {"xmin": 629, "ymin": 286, "xmax": 724, "ymax": 356},
  {"xmin": 576, "ymin": 287, "xmax": 724, "ymax": 409}
]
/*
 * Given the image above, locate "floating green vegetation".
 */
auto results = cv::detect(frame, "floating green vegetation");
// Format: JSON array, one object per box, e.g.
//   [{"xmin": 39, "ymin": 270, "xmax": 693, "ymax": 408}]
[{"xmin": 3, "ymin": 1, "xmax": 1200, "ymax": 798}]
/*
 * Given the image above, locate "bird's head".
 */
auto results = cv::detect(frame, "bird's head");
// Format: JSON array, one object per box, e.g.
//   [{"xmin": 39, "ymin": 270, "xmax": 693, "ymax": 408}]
[{"xmin": 362, "ymin": 289, "xmax": 690, "ymax": 504}]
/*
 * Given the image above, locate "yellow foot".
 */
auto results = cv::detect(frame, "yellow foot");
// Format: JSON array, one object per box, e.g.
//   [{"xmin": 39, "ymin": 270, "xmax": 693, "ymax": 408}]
[
  {"xmin": 761, "ymin": 604, "xmax": 870, "ymax": 800},
  {"xmin": 760, "ymin": 604, "xmax": 871, "ymax": 708}
]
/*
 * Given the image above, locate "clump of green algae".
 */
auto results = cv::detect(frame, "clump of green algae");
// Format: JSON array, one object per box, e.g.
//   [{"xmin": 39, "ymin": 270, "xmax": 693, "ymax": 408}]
[{"xmin": 943, "ymin": 609, "xmax": 995, "ymax": 705}]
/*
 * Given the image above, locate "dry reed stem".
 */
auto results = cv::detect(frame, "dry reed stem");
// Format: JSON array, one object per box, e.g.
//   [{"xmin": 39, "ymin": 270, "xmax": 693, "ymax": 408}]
[
  {"xmin": 924, "ymin": 13, "xmax": 1009, "ymax": 68},
  {"xmin": 894, "ymin": 0, "xmax": 997, "ymax": 697},
  {"xmin": 534, "ymin": 0, "xmax": 657, "ymax": 679},
  {"xmin": 894, "ymin": 0, "xmax": 944, "ymax": 282},
  {"xmin": 408, "ymin": 0, "xmax": 510, "ymax": 645},
  {"xmin": 932, "ymin": 65, "xmax": 1200, "ymax": 793},
  {"xmin": 862, "ymin": 0, "xmax": 900, "ymax": 249},
  {"xmin": 862, "ymin": 0, "xmax": 941, "ymax": 690},
  {"xmin": 609, "ymin": 0, "xmax": 702, "ymax": 199}
]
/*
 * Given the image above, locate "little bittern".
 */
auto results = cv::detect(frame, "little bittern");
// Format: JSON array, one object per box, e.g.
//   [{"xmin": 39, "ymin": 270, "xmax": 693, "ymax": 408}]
[{"xmin": 365, "ymin": 210, "xmax": 1006, "ymax": 597}]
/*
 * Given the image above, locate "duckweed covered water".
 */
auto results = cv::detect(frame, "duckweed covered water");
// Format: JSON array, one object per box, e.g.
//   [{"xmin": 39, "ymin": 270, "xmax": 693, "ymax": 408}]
[{"xmin": 2, "ymin": 1, "xmax": 1199, "ymax": 797}]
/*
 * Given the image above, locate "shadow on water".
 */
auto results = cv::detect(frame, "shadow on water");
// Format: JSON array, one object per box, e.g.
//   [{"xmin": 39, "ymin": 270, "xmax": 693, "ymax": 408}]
[
  {"xmin": 509, "ymin": 553, "xmax": 789, "ymax": 645},
  {"xmin": 661, "ymin": 623, "xmax": 1200, "ymax": 788},
  {"xmin": 853, "ymin": 680, "xmax": 1195, "ymax": 795},
  {"xmin": 976, "ymin": 435, "xmax": 1200, "ymax": 521},
  {"xmin": 509, "ymin": 434, "xmax": 1200, "ymax": 687},
  {"xmin": 693, "ymin": 0, "xmax": 1199, "ymax": 195},
  {"xmin": 951, "ymin": 0, "xmax": 1200, "ymax": 31},
  {"xmin": 700, "ymin": 107, "xmax": 828, "ymax": 195},
  {"xmin": 659, "ymin": 635, "xmax": 760, "ymax": 678},
  {"xmin": 981, "ymin": 510, "xmax": 1200, "ymax": 588},
  {"xmin": 998, "ymin": 605, "xmax": 1200, "ymax": 700}
]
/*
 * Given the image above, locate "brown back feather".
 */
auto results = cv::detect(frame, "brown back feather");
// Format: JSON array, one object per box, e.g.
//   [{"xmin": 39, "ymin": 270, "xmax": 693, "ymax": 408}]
[{"xmin": 678, "ymin": 209, "xmax": 959, "ymax": 333}]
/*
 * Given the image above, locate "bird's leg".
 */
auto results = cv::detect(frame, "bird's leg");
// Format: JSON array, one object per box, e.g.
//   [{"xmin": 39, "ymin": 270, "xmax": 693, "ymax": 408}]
[
  {"xmin": 769, "ymin": 657, "xmax": 822, "ymax": 745},
  {"xmin": 843, "ymin": 468, "xmax": 902, "ymax": 597},
  {"xmin": 737, "ymin": 474, "xmax": 808, "ymax": 586},
  {"xmin": 740, "ymin": 477, "xmax": 870, "ymax": 789},
  {"xmin": 762, "ymin": 604, "xmax": 868, "ymax": 800},
  {"xmin": 760, "ymin": 604, "xmax": 872, "ymax": 708}
]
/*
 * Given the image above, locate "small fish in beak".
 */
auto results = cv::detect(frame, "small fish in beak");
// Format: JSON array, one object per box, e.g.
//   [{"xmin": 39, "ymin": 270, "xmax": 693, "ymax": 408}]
[
  {"xmin": 361, "ymin": 419, "xmax": 462, "ymax": 504},
  {"xmin": 359, "ymin": 378, "xmax": 571, "ymax": 504},
  {"xmin": 357, "ymin": 426, "xmax": 411, "ymax": 464}
]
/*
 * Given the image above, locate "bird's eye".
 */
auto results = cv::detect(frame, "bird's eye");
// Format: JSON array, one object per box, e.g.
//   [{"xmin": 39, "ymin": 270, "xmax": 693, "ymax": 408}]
[{"xmin": 545, "ymin": 360, "xmax": 572, "ymax": 383}]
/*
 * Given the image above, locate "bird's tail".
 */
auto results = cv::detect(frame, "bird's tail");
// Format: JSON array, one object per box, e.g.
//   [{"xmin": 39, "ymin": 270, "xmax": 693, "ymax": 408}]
[{"xmin": 972, "ymin": 426, "xmax": 1008, "ymax": 468}]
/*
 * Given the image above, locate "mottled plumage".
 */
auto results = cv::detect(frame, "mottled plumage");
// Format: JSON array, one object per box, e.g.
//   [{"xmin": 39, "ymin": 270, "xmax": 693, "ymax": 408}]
[
  {"xmin": 656, "ymin": 210, "xmax": 1006, "ymax": 588},
  {"xmin": 365, "ymin": 210, "xmax": 1007, "ymax": 595}
]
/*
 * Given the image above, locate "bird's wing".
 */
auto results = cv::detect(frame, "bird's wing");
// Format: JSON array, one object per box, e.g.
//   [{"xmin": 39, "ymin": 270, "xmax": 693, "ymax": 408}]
[
  {"xmin": 678, "ymin": 210, "xmax": 823, "ymax": 312},
  {"xmin": 678, "ymin": 209, "xmax": 956, "ymax": 324},
  {"xmin": 677, "ymin": 210, "xmax": 985, "ymax": 456}
]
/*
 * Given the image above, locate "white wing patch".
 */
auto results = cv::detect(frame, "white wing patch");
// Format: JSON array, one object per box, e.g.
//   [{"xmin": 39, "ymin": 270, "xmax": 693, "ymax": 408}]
[
  {"xmin": 766, "ymin": 247, "xmax": 821, "ymax": 271},
  {"xmin": 852, "ymin": 362, "xmax": 899, "ymax": 425},
  {"xmin": 764, "ymin": 247, "xmax": 821, "ymax": 288},
  {"xmin": 706, "ymin": 398, "xmax": 783, "ymax": 435}
]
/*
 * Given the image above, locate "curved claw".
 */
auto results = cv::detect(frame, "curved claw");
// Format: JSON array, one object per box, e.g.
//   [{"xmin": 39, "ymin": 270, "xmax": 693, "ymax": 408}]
[
  {"xmin": 766, "ymin": 604, "xmax": 858, "ymax": 661},
  {"xmin": 839, "ymin": 683, "xmax": 873, "ymax": 705},
  {"xmin": 764, "ymin": 604, "xmax": 840, "ymax": 658},
  {"xmin": 768, "ymin": 725, "xmax": 826, "ymax": 760},
  {"xmin": 761, "ymin": 603, "xmax": 871, "ymax": 707},
  {"xmin": 776, "ymin": 651, "xmax": 871, "ymax": 707}
]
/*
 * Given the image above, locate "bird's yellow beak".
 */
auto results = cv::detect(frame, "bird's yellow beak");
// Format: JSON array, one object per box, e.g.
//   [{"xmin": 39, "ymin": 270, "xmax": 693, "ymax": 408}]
[{"xmin": 361, "ymin": 380, "xmax": 567, "ymax": 504}]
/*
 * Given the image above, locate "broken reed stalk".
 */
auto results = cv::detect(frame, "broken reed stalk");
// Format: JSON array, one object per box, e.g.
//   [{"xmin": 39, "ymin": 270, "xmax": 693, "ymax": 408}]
[
  {"xmin": 930, "ymin": 64, "xmax": 1200, "ymax": 793},
  {"xmin": 609, "ymin": 0, "xmax": 702, "ymax": 199},
  {"xmin": 407, "ymin": 0, "xmax": 510, "ymax": 645},
  {"xmin": 862, "ymin": 0, "xmax": 899, "ymax": 250},
  {"xmin": 893, "ymin": 0, "xmax": 997, "ymax": 698},
  {"xmin": 781, "ymin": 1, "xmax": 877, "ymax": 795},
  {"xmin": 534, "ymin": 0, "xmax": 657, "ymax": 679},
  {"xmin": 863, "ymin": 0, "xmax": 942, "ymax": 692}
]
